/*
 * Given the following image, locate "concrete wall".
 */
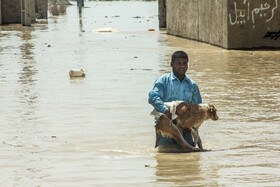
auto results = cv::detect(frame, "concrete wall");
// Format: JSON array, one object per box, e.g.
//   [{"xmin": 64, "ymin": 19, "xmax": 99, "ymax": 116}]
[
  {"xmin": 0, "ymin": 0, "xmax": 2, "ymax": 25},
  {"xmin": 0, "ymin": 0, "xmax": 47, "ymax": 25},
  {"xmin": 165, "ymin": 0, "xmax": 280, "ymax": 49},
  {"xmin": 21, "ymin": 0, "xmax": 36, "ymax": 26},
  {"xmin": 158, "ymin": 0, "xmax": 166, "ymax": 28},
  {"xmin": 36, "ymin": 0, "xmax": 48, "ymax": 19},
  {"xmin": 227, "ymin": 0, "xmax": 280, "ymax": 48},
  {"xmin": 198, "ymin": 0, "xmax": 228, "ymax": 47},
  {"xmin": 166, "ymin": 0, "xmax": 199, "ymax": 40},
  {"xmin": 27, "ymin": 0, "xmax": 36, "ymax": 23},
  {"xmin": 1, "ymin": 0, "xmax": 21, "ymax": 24}
]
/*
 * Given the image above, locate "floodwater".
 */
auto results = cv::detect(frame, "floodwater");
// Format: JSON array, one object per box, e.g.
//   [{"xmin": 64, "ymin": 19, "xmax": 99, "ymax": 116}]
[{"xmin": 0, "ymin": 1, "xmax": 279, "ymax": 186}]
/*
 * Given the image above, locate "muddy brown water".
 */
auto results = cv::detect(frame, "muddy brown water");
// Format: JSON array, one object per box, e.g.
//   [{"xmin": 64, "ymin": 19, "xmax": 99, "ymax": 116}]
[{"xmin": 0, "ymin": 1, "xmax": 279, "ymax": 186}]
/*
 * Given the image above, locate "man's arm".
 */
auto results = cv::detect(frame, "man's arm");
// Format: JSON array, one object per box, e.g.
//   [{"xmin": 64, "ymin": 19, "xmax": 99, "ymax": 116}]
[
  {"xmin": 148, "ymin": 78, "xmax": 169, "ymax": 114},
  {"xmin": 191, "ymin": 83, "xmax": 202, "ymax": 104}
]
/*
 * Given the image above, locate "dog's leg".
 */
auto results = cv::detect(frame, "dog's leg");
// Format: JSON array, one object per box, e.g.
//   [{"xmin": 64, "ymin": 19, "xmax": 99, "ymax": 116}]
[
  {"xmin": 191, "ymin": 128, "xmax": 198, "ymax": 148},
  {"xmin": 155, "ymin": 115, "xmax": 200, "ymax": 151},
  {"xmin": 191, "ymin": 128, "xmax": 203, "ymax": 149},
  {"xmin": 155, "ymin": 130, "xmax": 160, "ymax": 148},
  {"xmin": 168, "ymin": 121, "xmax": 200, "ymax": 151},
  {"xmin": 195, "ymin": 129, "xmax": 203, "ymax": 149}
]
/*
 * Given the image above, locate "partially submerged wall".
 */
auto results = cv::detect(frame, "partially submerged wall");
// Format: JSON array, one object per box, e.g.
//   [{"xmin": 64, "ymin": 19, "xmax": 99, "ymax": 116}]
[
  {"xmin": 227, "ymin": 0, "xmax": 280, "ymax": 48},
  {"xmin": 158, "ymin": 0, "xmax": 166, "ymax": 28},
  {"xmin": 36, "ymin": 0, "xmax": 48, "ymax": 19},
  {"xmin": 0, "ymin": 0, "xmax": 2, "ymax": 25},
  {"xmin": 21, "ymin": 0, "xmax": 36, "ymax": 26},
  {"xmin": 1, "ymin": 0, "xmax": 21, "ymax": 24},
  {"xmin": 166, "ymin": 0, "xmax": 228, "ymax": 46},
  {"xmin": 0, "ymin": 0, "xmax": 47, "ymax": 25},
  {"xmin": 166, "ymin": 0, "xmax": 199, "ymax": 40},
  {"xmin": 165, "ymin": 0, "xmax": 280, "ymax": 49},
  {"xmin": 198, "ymin": 0, "xmax": 228, "ymax": 47}
]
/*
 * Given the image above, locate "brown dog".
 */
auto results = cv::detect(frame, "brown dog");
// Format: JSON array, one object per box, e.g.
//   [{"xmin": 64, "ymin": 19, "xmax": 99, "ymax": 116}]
[{"xmin": 155, "ymin": 102, "xmax": 219, "ymax": 151}]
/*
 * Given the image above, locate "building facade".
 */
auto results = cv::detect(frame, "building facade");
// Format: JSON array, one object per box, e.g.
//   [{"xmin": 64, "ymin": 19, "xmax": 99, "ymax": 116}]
[
  {"xmin": 0, "ymin": 0, "xmax": 48, "ymax": 26},
  {"xmin": 159, "ymin": 0, "xmax": 280, "ymax": 49}
]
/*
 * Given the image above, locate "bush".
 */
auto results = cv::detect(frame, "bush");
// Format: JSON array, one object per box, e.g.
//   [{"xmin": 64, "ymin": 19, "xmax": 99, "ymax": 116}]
[
  {"xmin": 59, "ymin": 0, "xmax": 66, "ymax": 14},
  {"xmin": 49, "ymin": 1, "xmax": 59, "ymax": 16}
]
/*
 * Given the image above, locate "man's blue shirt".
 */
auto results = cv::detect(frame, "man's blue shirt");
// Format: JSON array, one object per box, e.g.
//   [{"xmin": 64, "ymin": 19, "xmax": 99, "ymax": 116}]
[{"xmin": 148, "ymin": 73, "xmax": 202, "ymax": 112}]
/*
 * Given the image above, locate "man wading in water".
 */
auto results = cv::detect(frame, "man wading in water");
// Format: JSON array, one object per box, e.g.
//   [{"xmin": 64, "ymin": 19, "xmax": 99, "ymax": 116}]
[{"xmin": 148, "ymin": 51, "xmax": 202, "ymax": 152}]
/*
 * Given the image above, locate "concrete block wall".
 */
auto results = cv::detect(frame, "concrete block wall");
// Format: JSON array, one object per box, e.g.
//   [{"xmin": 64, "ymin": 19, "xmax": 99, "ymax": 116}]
[
  {"xmin": 158, "ymin": 0, "xmax": 166, "ymax": 28},
  {"xmin": 27, "ymin": 0, "xmax": 36, "ymax": 23},
  {"xmin": 0, "ymin": 0, "xmax": 47, "ymax": 25},
  {"xmin": 165, "ymin": 0, "xmax": 280, "ymax": 49},
  {"xmin": 1, "ymin": 0, "xmax": 21, "ymax": 24},
  {"xmin": 0, "ymin": 0, "xmax": 2, "ymax": 25},
  {"xmin": 198, "ymin": 0, "xmax": 228, "ymax": 47},
  {"xmin": 227, "ymin": 0, "xmax": 280, "ymax": 48},
  {"xmin": 166, "ymin": 0, "xmax": 199, "ymax": 40},
  {"xmin": 36, "ymin": 0, "xmax": 48, "ymax": 19},
  {"xmin": 21, "ymin": 0, "xmax": 36, "ymax": 26}
]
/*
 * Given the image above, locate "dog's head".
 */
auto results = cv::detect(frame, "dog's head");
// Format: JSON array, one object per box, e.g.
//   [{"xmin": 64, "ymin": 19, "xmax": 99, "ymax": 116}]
[{"xmin": 208, "ymin": 103, "xmax": 219, "ymax": 121}]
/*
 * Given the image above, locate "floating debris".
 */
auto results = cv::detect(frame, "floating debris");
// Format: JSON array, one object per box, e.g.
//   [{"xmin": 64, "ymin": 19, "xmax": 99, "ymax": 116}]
[
  {"xmin": 148, "ymin": 29, "xmax": 155, "ymax": 31},
  {"xmin": 142, "ymin": 68, "xmax": 153, "ymax": 71},
  {"xmin": 69, "ymin": 69, "xmax": 86, "ymax": 77},
  {"xmin": 130, "ymin": 68, "xmax": 153, "ymax": 71},
  {"xmin": 93, "ymin": 28, "xmax": 119, "ymax": 32}
]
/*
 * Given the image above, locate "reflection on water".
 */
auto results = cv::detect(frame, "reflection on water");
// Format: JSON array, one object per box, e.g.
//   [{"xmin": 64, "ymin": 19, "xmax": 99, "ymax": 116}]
[
  {"xmin": 18, "ymin": 26, "xmax": 39, "ymax": 121},
  {"xmin": 154, "ymin": 153, "xmax": 207, "ymax": 186},
  {"xmin": 0, "ymin": 25, "xmax": 38, "ymax": 122},
  {"xmin": 79, "ymin": 14, "xmax": 84, "ymax": 33},
  {"xmin": 0, "ymin": 1, "xmax": 280, "ymax": 186}
]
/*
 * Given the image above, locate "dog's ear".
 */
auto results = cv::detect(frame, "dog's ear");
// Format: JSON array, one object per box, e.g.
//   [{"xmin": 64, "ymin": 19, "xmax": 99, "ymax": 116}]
[
  {"xmin": 208, "ymin": 103, "xmax": 214, "ymax": 112},
  {"xmin": 208, "ymin": 103, "xmax": 219, "ymax": 120},
  {"xmin": 176, "ymin": 104, "xmax": 187, "ymax": 116},
  {"xmin": 209, "ymin": 103, "xmax": 217, "ymax": 113},
  {"xmin": 181, "ymin": 105, "xmax": 187, "ymax": 113}
]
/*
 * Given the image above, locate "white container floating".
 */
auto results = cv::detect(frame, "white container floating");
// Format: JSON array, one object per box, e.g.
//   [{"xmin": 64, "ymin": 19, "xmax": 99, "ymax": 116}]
[{"xmin": 69, "ymin": 69, "xmax": 85, "ymax": 77}]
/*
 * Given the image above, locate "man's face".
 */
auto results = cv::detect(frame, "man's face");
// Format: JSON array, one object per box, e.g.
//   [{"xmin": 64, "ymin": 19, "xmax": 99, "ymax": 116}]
[{"xmin": 171, "ymin": 58, "xmax": 188, "ymax": 77}]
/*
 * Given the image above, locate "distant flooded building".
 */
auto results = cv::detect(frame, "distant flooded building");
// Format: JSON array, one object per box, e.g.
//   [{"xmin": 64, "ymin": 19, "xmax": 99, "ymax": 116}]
[
  {"xmin": 0, "ymin": 0, "xmax": 48, "ymax": 26},
  {"xmin": 159, "ymin": 0, "xmax": 280, "ymax": 49}
]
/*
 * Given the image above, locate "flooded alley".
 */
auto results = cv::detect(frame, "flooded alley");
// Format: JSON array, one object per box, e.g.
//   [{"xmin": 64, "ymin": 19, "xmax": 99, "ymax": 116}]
[{"xmin": 0, "ymin": 1, "xmax": 280, "ymax": 186}]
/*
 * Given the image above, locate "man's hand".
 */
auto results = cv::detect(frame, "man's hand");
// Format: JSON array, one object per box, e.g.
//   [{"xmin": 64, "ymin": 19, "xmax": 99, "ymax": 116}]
[{"xmin": 164, "ymin": 110, "xmax": 172, "ymax": 119}]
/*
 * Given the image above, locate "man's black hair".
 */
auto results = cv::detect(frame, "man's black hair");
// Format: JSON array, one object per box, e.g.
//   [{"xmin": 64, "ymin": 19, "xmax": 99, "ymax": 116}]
[{"xmin": 171, "ymin": 51, "xmax": 189, "ymax": 62}]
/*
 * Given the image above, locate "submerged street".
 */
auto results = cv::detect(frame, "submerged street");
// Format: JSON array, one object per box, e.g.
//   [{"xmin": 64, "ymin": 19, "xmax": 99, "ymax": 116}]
[{"xmin": 0, "ymin": 1, "xmax": 280, "ymax": 186}]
